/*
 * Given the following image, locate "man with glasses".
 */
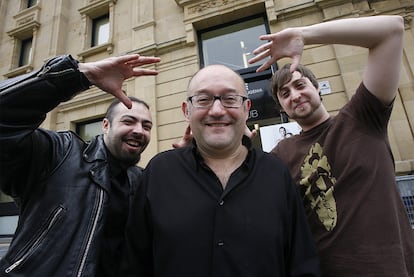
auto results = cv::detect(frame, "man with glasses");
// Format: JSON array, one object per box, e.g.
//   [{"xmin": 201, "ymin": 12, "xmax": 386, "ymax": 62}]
[{"xmin": 121, "ymin": 64, "xmax": 321, "ymax": 276}]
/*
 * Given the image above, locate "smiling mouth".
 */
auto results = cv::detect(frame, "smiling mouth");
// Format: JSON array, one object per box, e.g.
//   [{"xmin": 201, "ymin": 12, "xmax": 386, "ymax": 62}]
[
  {"xmin": 295, "ymin": 102, "xmax": 307, "ymax": 110},
  {"xmin": 125, "ymin": 140, "xmax": 142, "ymax": 148},
  {"xmin": 207, "ymin": 123, "xmax": 228, "ymax": 127}
]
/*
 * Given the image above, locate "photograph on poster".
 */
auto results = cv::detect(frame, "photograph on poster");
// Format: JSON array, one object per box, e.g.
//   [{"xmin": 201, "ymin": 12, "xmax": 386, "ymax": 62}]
[{"xmin": 259, "ymin": 122, "xmax": 302, "ymax": 152}]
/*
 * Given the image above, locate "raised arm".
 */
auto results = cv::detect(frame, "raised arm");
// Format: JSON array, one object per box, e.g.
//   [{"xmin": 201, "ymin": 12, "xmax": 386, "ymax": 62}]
[
  {"xmin": 249, "ymin": 15, "xmax": 404, "ymax": 105},
  {"xmin": 0, "ymin": 54, "xmax": 160, "ymax": 195}
]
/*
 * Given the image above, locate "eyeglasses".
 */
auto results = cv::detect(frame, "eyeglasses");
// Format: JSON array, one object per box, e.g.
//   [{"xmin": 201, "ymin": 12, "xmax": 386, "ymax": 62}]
[{"xmin": 187, "ymin": 94, "xmax": 248, "ymax": 108}]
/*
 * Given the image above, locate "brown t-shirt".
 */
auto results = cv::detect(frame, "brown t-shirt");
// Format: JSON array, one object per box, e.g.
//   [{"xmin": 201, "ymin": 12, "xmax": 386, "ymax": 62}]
[{"xmin": 272, "ymin": 83, "xmax": 414, "ymax": 276}]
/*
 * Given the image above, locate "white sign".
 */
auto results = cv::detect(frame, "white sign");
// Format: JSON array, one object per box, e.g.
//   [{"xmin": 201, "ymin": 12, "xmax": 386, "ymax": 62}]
[
  {"xmin": 319, "ymin": 80, "xmax": 331, "ymax": 95},
  {"xmin": 259, "ymin": 122, "xmax": 302, "ymax": 152}
]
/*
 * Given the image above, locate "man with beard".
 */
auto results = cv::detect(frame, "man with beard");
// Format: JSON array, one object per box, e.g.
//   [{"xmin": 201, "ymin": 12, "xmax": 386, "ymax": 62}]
[
  {"xmin": 248, "ymin": 15, "xmax": 414, "ymax": 276},
  {"xmin": 0, "ymin": 53, "xmax": 160, "ymax": 276}
]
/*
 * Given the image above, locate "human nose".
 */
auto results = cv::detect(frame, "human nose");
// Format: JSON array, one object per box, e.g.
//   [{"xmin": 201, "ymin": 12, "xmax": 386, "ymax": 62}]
[
  {"xmin": 208, "ymin": 98, "xmax": 226, "ymax": 114},
  {"xmin": 290, "ymin": 89, "xmax": 302, "ymax": 102},
  {"xmin": 132, "ymin": 123, "xmax": 144, "ymax": 135}
]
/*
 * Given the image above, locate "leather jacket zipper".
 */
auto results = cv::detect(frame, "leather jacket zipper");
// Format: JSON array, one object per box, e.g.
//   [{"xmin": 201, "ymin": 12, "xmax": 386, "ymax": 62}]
[
  {"xmin": 76, "ymin": 188, "xmax": 104, "ymax": 277},
  {"xmin": 4, "ymin": 206, "xmax": 64, "ymax": 274}
]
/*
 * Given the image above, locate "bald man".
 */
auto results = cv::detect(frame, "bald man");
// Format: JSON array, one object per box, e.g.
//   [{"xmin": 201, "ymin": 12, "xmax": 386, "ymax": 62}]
[{"xmin": 122, "ymin": 65, "xmax": 321, "ymax": 277}]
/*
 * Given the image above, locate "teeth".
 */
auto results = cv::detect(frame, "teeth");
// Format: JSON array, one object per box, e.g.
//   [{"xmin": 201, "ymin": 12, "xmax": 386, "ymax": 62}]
[{"xmin": 126, "ymin": 140, "xmax": 140, "ymax": 147}]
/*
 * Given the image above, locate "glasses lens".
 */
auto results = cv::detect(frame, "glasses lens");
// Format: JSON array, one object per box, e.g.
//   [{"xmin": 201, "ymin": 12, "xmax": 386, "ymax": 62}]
[
  {"xmin": 190, "ymin": 95, "xmax": 245, "ymax": 108},
  {"xmin": 192, "ymin": 95, "xmax": 212, "ymax": 107},
  {"xmin": 221, "ymin": 95, "xmax": 241, "ymax": 107}
]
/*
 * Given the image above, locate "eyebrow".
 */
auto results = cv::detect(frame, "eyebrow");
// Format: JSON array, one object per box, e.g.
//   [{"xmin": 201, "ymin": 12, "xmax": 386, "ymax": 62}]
[
  {"xmin": 120, "ymin": 115, "xmax": 152, "ymax": 125},
  {"xmin": 193, "ymin": 88, "xmax": 239, "ymax": 95},
  {"xmin": 280, "ymin": 77, "xmax": 306, "ymax": 91}
]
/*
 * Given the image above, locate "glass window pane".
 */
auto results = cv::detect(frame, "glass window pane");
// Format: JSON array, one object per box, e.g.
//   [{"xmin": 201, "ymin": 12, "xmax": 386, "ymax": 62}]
[
  {"xmin": 27, "ymin": 0, "xmax": 37, "ymax": 8},
  {"xmin": 77, "ymin": 120, "xmax": 102, "ymax": 141},
  {"xmin": 200, "ymin": 17, "xmax": 269, "ymax": 70},
  {"xmin": 92, "ymin": 15, "xmax": 109, "ymax": 47},
  {"xmin": 0, "ymin": 216, "xmax": 18, "ymax": 236},
  {"xmin": 0, "ymin": 192, "xmax": 13, "ymax": 204},
  {"xmin": 19, "ymin": 38, "xmax": 32, "ymax": 66}
]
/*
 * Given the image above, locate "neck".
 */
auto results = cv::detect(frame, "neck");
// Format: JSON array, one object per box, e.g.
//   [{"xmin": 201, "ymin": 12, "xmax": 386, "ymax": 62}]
[
  {"xmin": 201, "ymin": 145, "xmax": 248, "ymax": 189},
  {"xmin": 296, "ymin": 105, "xmax": 330, "ymax": 132}
]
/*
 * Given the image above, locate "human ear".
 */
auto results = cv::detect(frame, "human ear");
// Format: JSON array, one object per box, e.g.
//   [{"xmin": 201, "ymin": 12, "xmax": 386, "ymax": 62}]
[
  {"xmin": 181, "ymin": 101, "xmax": 190, "ymax": 121},
  {"xmin": 102, "ymin": 118, "xmax": 110, "ymax": 134}
]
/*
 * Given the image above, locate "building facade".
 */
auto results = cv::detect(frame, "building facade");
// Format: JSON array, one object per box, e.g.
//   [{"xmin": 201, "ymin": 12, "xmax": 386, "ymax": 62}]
[{"xmin": 1, "ymin": 0, "xmax": 414, "ymax": 240}]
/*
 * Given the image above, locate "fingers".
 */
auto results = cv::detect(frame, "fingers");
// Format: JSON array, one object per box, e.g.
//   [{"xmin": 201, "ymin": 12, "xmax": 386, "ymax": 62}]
[
  {"xmin": 131, "ymin": 68, "xmax": 159, "ymax": 77},
  {"xmin": 184, "ymin": 124, "xmax": 192, "ymax": 136},
  {"xmin": 252, "ymin": 40, "xmax": 272, "ymax": 55},
  {"xmin": 124, "ymin": 55, "xmax": 160, "ymax": 67},
  {"xmin": 248, "ymin": 49, "xmax": 270, "ymax": 65},
  {"xmin": 289, "ymin": 55, "xmax": 301, "ymax": 72},
  {"xmin": 136, "ymin": 57, "xmax": 161, "ymax": 66},
  {"xmin": 256, "ymin": 62, "xmax": 272, "ymax": 73},
  {"xmin": 248, "ymin": 39, "xmax": 274, "ymax": 71},
  {"xmin": 172, "ymin": 124, "xmax": 192, "ymax": 148},
  {"xmin": 118, "ymin": 54, "xmax": 141, "ymax": 65},
  {"xmin": 172, "ymin": 140, "xmax": 186, "ymax": 149},
  {"xmin": 114, "ymin": 89, "xmax": 133, "ymax": 109},
  {"xmin": 250, "ymin": 129, "xmax": 258, "ymax": 138}
]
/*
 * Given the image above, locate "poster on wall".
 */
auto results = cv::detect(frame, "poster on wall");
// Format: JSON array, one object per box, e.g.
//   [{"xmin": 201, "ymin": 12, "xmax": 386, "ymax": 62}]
[{"xmin": 259, "ymin": 122, "xmax": 302, "ymax": 152}]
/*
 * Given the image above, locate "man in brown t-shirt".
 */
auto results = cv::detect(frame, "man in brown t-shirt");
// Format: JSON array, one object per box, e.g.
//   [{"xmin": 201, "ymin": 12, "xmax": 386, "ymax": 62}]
[{"xmin": 249, "ymin": 15, "xmax": 414, "ymax": 276}]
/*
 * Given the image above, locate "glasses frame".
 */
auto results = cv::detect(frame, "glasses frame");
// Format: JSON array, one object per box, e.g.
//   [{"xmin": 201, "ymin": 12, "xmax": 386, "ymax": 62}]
[{"xmin": 187, "ymin": 94, "xmax": 248, "ymax": 109}]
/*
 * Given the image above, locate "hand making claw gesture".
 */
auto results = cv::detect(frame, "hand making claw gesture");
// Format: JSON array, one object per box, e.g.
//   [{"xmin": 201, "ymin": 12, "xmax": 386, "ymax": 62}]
[
  {"xmin": 79, "ymin": 54, "xmax": 161, "ymax": 108},
  {"xmin": 248, "ymin": 28, "xmax": 304, "ymax": 73}
]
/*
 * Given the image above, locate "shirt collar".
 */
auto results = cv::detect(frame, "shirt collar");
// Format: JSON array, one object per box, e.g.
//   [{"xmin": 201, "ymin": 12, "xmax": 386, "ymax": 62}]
[{"xmin": 191, "ymin": 135, "xmax": 253, "ymax": 171}]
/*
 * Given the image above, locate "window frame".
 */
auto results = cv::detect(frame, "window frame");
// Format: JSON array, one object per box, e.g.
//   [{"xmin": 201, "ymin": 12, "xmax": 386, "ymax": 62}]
[
  {"xmin": 5, "ymin": 4, "xmax": 40, "ymax": 77},
  {"xmin": 198, "ymin": 14, "xmax": 272, "ymax": 72},
  {"xmin": 77, "ymin": 0, "xmax": 116, "ymax": 60}
]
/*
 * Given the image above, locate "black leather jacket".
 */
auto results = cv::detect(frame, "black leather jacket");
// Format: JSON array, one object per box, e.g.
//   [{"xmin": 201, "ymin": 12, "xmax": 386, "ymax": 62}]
[{"xmin": 0, "ymin": 55, "xmax": 141, "ymax": 276}]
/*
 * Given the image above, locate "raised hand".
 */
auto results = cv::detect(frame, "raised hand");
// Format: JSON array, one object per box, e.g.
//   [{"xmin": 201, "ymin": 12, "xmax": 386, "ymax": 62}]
[
  {"xmin": 79, "ymin": 54, "xmax": 161, "ymax": 108},
  {"xmin": 248, "ymin": 28, "xmax": 304, "ymax": 73}
]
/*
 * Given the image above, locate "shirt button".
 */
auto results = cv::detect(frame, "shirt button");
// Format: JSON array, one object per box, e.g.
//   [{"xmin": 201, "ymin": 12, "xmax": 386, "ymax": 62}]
[
  {"xmin": 219, "ymin": 200, "xmax": 224, "ymax": 206},
  {"xmin": 217, "ymin": 241, "xmax": 224, "ymax": 247}
]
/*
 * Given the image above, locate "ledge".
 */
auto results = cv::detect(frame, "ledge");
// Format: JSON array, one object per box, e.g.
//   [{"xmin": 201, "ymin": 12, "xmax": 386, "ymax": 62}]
[{"xmin": 77, "ymin": 42, "xmax": 114, "ymax": 61}]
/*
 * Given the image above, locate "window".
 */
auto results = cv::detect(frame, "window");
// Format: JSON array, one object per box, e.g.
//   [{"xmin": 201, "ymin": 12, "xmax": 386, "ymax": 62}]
[
  {"xmin": 5, "ymin": 5, "xmax": 40, "ymax": 76},
  {"xmin": 26, "ymin": 0, "xmax": 37, "ymax": 8},
  {"xmin": 91, "ymin": 14, "xmax": 109, "ymax": 47},
  {"xmin": 18, "ymin": 37, "xmax": 33, "ymax": 67},
  {"xmin": 0, "ymin": 191, "xmax": 18, "ymax": 256},
  {"xmin": 76, "ymin": 119, "xmax": 103, "ymax": 141},
  {"xmin": 199, "ymin": 16, "xmax": 270, "ymax": 71},
  {"xmin": 78, "ymin": 0, "xmax": 116, "ymax": 60}
]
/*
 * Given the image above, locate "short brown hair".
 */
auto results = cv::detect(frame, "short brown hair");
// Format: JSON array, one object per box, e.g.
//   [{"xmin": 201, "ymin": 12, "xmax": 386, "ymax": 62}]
[{"xmin": 271, "ymin": 64, "xmax": 319, "ymax": 106}]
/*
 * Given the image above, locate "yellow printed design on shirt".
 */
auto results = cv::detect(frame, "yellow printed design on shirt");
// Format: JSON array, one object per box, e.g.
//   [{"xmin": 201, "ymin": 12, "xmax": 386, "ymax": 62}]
[{"xmin": 300, "ymin": 143, "xmax": 337, "ymax": 231}]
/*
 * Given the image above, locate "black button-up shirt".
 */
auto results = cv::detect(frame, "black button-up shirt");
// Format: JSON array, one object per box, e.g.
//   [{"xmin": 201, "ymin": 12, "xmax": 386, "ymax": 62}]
[
  {"xmin": 97, "ymin": 149, "xmax": 130, "ymax": 277},
  {"xmin": 123, "ymin": 137, "xmax": 320, "ymax": 276}
]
